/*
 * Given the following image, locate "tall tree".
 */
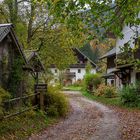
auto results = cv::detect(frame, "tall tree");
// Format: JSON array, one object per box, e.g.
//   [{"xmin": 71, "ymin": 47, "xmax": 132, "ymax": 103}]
[{"xmin": 47, "ymin": 0, "xmax": 140, "ymax": 38}]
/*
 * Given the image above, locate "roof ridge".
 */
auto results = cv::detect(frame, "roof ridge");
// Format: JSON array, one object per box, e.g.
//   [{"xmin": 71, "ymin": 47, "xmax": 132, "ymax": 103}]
[{"xmin": 0, "ymin": 23, "xmax": 13, "ymax": 27}]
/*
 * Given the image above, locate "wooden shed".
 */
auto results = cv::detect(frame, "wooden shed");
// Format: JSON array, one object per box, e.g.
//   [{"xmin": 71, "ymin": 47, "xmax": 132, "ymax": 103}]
[{"xmin": 0, "ymin": 23, "xmax": 28, "ymax": 97}]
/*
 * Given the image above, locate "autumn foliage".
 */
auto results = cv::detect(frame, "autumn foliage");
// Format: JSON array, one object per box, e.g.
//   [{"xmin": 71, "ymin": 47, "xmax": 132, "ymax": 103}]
[{"xmin": 95, "ymin": 84, "xmax": 117, "ymax": 98}]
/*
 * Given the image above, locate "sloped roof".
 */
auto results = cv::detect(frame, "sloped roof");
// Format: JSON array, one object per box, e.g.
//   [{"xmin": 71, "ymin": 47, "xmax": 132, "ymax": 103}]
[
  {"xmin": 50, "ymin": 44, "xmax": 98, "ymax": 69},
  {"xmin": 0, "ymin": 23, "xmax": 12, "ymax": 42},
  {"xmin": 0, "ymin": 23, "xmax": 27, "ymax": 64},
  {"xmin": 76, "ymin": 48, "xmax": 97, "ymax": 67},
  {"xmin": 102, "ymin": 73, "xmax": 115, "ymax": 78},
  {"xmin": 100, "ymin": 47, "xmax": 116, "ymax": 59},
  {"xmin": 79, "ymin": 43, "xmax": 99, "ymax": 64},
  {"xmin": 24, "ymin": 50, "xmax": 45, "ymax": 72}
]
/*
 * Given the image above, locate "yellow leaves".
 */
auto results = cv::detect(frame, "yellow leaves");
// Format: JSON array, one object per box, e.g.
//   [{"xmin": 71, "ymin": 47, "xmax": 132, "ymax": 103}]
[
  {"xmin": 53, "ymin": 0, "xmax": 61, "ymax": 4},
  {"xmin": 116, "ymin": 107, "xmax": 140, "ymax": 140},
  {"xmin": 33, "ymin": 0, "xmax": 44, "ymax": 4}
]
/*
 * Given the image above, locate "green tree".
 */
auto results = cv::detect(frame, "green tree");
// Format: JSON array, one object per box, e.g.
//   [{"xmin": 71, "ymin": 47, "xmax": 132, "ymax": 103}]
[
  {"xmin": 1, "ymin": 0, "xmax": 87, "ymax": 69},
  {"xmin": 85, "ymin": 61, "xmax": 92, "ymax": 74},
  {"xmin": 1, "ymin": 0, "xmax": 140, "ymax": 70},
  {"xmin": 47, "ymin": 0, "xmax": 140, "ymax": 37}
]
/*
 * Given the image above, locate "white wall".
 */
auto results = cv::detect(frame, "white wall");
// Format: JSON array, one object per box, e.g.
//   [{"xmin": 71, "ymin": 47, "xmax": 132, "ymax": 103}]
[
  {"xmin": 107, "ymin": 68, "xmax": 116, "ymax": 73},
  {"xmin": 49, "ymin": 68, "xmax": 96, "ymax": 84},
  {"xmin": 131, "ymin": 70, "xmax": 136, "ymax": 84},
  {"xmin": 106, "ymin": 68, "xmax": 123, "ymax": 88},
  {"xmin": 107, "ymin": 79, "xmax": 114, "ymax": 85},
  {"xmin": 49, "ymin": 68, "xmax": 59, "ymax": 84},
  {"xmin": 106, "ymin": 68, "xmax": 116, "ymax": 86},
  {"xmin": 116, "ymin": 25, "xmax": 140, "ymax": 54},
  {"xmin": 70, "ymin": 68, "xmax": 96, "ymax": 81}
]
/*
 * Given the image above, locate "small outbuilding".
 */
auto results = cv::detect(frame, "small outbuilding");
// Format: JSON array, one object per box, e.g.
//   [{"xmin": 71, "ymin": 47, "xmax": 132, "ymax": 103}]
[
  {"xmin": 0, "ymin": 23, "xmax": 28, "ymax": 97},
  {"xmin": 25, "ymin": 50, "xmax": 45, "ymax": 84}
]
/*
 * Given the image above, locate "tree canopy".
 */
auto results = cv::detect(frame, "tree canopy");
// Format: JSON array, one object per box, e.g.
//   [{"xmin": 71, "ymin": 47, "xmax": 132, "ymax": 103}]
[{"xmin": 0, "ymin": 0, "xmax": 139, "ymax": 69}]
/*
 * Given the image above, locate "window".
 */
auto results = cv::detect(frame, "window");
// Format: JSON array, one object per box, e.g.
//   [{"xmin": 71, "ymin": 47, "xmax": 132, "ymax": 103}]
[
  {"xmin": 55, "ymin": 69, "xmax": 57, "ymax": 73},
  {"xmin": 78, "ymin": 69, "xmax": 81, "ymax": 73},
  {"xmin": 111, "ymin": 80, "xmax": 114, "ymax": 85}
]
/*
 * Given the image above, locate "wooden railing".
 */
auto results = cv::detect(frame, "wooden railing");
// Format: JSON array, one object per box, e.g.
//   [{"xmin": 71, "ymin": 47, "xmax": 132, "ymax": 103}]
[{"xmin": 2, "ymin": 93, "xmax": 40, "ymax": 119}]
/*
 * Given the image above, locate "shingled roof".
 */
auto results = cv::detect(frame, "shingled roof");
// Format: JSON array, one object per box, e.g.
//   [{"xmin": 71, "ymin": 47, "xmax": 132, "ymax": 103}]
[
  {"xmin": 79, "ymin": 43, "xmax": 99, "ymax": 64},
  {"xmin": 76, "ymin": 48, "xmax": 97, "ymax": 68},
  {"xmin": 0, "ymin": 23, "xmax": 27, "ymax": 64},
  {"xmin": 24, "ymin": 50, "xmax": 45, "ymax": 72},
  {"xmin": 0, "ymin": 24, "xmax": 12, "ymax": 42}
]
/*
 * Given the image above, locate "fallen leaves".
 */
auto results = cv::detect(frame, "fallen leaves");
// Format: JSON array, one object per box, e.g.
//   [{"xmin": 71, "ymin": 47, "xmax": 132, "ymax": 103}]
[{"xmin": 113, "ymin": 107, "xmax": 140, "ymax": 140}]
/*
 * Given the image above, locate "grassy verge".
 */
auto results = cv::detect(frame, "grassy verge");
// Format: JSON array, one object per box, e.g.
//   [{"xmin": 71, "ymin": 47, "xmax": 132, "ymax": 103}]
[
  {"xmin": 82, "ymin": 90, "xmax": 121, "ymax": 106},
  {"xmin": 82, "ymin": 91, "xmax": 140, "ymax": 110},
  {"xmin": 0, "ymin": 110, "xmax": 57, "ymax": 140},
  {"xmin": 63, "ymin": 86, "xmax": 82, "ymax": 91}
]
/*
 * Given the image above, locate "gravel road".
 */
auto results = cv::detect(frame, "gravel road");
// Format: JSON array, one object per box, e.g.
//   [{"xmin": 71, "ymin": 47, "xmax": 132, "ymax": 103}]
[{"xmin": 29, "ymin": 91, "xmax": 120, "ymax": 140}]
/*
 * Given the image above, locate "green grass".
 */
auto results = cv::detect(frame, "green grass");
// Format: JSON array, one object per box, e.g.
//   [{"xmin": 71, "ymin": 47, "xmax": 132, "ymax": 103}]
[
  {"xmin": 63, "ymin": 86, "xmax": 82, "ymax": 91},
  {"xmin": 82, "ymin": 91, "xmax": 121, "ymax": 106},
  {"xmin": 82, "ymin": 91, "xmax": 140, "ymax": 111},
  {"xmin": 0, "ymin": 110, "xmax": 57, "ymax": 140}
]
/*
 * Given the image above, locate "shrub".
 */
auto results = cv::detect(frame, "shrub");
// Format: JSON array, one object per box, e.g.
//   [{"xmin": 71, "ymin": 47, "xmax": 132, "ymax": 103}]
[
  {"xmin": 44, "ymin": 86, "xmax": 69, "ymax": 117},
  {"xmin": 72, "ymin": 79, "xmax": 83, "ymax": 87},
  {"xmin": 95, "ymin": 84, "xmax": 117, "ymax": 98},
  {"xmin": 84, "ymin": 73, "xmax": 102, "ymax": 92},
  {"xmin": 134, "ymin": 81, "xmax": 140, "ymax": 90},
  {"xmin": 119, "ymin": 85, "xmax": 140, "ymax": 107},
  {"xmin": 0, "ymin": 87, "xmax": 10, "ymax": 118},
  {"xmin": 47, "ymin": 105, "xmax": 59, "ymax": 117}
]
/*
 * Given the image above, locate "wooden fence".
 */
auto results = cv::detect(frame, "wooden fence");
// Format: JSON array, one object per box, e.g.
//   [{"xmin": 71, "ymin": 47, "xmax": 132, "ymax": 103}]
[
  {"xmin": 2, "ymin": 93, "xmax": 41, "ymax": 119},
  {"xmin": 1, "ymin": 83, "xmax": 47, "ymax": 120}
]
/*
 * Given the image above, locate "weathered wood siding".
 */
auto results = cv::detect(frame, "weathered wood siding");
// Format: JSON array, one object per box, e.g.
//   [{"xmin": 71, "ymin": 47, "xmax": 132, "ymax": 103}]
[
  {"xmin": 0, "ymin": 36, "xmax": 14, "ymax": 88},
  {"xmin": 107, "ymin": 55, "xmax": 116, "ymax": 69}
]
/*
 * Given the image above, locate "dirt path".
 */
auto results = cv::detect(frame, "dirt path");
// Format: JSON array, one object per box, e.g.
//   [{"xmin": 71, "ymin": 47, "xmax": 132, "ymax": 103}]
[{"xmin": 29, "ymin": 91, "xmax": 120, "ymax": 140}]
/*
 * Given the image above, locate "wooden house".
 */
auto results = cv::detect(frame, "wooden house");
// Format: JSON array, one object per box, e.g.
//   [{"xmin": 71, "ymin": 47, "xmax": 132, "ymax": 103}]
[
  {"xmin": 100, "ymin": 22, "xmax": 140, "ymax": 88},
  {"xmin": 100, "ymin": 47, "xmax": 117, "ymax": 86},
  {"xmin": 114, "ymin": 24, "xmax": 140, "ymax": 88},
  {"xmin": 50, "ymin": 45, "xmax": 97, "ymax": 86}
]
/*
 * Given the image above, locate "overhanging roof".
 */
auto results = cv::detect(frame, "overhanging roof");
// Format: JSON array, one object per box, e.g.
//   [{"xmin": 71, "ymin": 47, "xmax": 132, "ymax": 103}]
[
  {"xmin": 110, "ymin": 69, "xmax": 120, "ymax": 73},
  {"xmin": 76, "ymin": 48, "xmax": 97, "ymax": 68},
  {"xmin": 0, "ymin": 23, "xmax": 28, "ymax": 64},
  {"xmin": 102, "ymin": 73, "xmax": 115, "ymax": 79},
  {"xmin": 0, "ymin": 24, "xmax": 11, "ymax": 42},
  {"xmin": 116, "ymin": 64, "xmax": 133, "ymax": 69},
  {"xmin": 24, "ymin": 50, "xmax": 45, "ymax": 72},
  {"xmin": 100, "ymin": 47, "xmax": 116, "ymax": 59}
]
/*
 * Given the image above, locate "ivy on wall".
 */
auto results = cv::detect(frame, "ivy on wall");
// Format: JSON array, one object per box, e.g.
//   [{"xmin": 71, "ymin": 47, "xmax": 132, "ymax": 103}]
[{"xmin": 8, "ymin": 57, "xmax": 24, "ymax": 97}]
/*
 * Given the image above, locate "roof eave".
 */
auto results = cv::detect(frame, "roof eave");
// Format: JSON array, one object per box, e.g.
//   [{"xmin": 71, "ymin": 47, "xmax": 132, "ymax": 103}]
[
  {"xmin": 75, "ymin": 48, "xmax": 97, "ymax": 68},
  {"xmin": 99, "ymin": 53, "xmax": 116, "ymax": 60}
]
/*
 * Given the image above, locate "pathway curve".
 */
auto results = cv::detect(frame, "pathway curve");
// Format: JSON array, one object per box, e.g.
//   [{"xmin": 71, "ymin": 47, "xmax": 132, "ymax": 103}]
[{"xmin": 30, "ymin": 91, "xmax": 120, "ymax": 140}]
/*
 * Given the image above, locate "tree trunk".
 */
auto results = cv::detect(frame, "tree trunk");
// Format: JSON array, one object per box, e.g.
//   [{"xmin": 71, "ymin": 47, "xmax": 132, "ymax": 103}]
[{"xmin": 27, "ymin": 1, "xmax": 35, "ymax": 45}]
